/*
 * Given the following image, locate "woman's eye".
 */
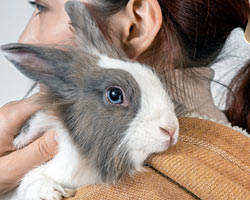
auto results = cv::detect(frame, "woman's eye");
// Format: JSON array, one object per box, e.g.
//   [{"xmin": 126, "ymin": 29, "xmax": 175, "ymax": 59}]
[
  {"xmin": 29, "ymin": 1, "xmax": 47, "ymax": 14},
  {"xmin": 106, "ymin": 87, "xmax": 124, "ymax": 105}
]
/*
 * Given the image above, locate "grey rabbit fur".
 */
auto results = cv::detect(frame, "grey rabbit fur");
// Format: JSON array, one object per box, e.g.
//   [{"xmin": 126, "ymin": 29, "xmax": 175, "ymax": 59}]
[{"xmin": 0, "ymin": 1, "xmax": 179, "ymax": 199}]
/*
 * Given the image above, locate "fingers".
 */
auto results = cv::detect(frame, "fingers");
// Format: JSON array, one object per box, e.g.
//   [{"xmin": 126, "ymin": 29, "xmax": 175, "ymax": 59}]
[
  {"xmin": 0, "ymin": 130, "xmax": 58, "ymax": 192},
  {"xmin": 0, "ymin": 93, "xmax": 43, "ymax": 155},
  {"xmin": 0, "ymin": 93, "xmax": 42, "ymax": 137},
  {"xmin": 0, "ymin": 130, "xmax": 58, "ymax": 193}
]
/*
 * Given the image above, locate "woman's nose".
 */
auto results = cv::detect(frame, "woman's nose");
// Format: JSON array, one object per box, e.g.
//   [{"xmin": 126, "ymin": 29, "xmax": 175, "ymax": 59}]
[{"xmin": 18, "ymin": 13, "xmax": 39, "ymax": 44}]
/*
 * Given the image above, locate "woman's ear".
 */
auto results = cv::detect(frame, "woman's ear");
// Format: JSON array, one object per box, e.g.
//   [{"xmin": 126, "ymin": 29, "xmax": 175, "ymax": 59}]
[{"xmin": 109, "ymin": 0, "xmax": 162, "ymax": 59}]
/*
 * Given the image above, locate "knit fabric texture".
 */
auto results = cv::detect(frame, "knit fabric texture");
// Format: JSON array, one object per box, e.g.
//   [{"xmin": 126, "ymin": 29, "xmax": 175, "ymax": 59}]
[
  {"xmin": 166, "ymin": 67, "xmax": 229, "ymax": 123},
  {"xmin": 65, "ymin": 117, "xmax": 250, "ymax": 200}
]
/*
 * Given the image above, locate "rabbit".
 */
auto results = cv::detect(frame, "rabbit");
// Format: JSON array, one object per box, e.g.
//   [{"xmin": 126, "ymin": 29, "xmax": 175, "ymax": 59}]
[{"xmin": 0, "ymin": 1, "xmax": 179, "ymax": 200}]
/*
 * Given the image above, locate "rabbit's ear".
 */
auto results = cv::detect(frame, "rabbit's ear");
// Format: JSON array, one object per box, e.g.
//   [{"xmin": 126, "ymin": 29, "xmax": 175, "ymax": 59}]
[
  {"xmin": 65, "ymin": 1, "xmax": 122, "ymax": 58},
  {"xmin": 1, "ymin": 43, "xmax": 73, "ymax": 98}
]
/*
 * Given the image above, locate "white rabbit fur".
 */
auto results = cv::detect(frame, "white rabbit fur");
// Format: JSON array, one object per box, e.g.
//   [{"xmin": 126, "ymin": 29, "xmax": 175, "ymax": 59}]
[{"xmin": 0, "ymin": 1, "xmax": 179, "ymax": 199}]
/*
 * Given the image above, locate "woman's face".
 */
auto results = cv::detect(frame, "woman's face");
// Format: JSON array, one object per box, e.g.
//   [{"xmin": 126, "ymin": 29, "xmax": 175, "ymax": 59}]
[
  {"xmin": 19, "ymin": 0, "xmax": 83, "ymax": 44},
  {"xmin": 19, "ymin": 0, "xmax": 161, "ymax": 59}
]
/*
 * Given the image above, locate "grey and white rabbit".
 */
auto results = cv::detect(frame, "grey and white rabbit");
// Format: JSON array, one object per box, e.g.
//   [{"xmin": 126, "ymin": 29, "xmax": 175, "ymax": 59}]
[{"xmin": 0, "ymin": 1, "xmax": 179, "ymax": 200}]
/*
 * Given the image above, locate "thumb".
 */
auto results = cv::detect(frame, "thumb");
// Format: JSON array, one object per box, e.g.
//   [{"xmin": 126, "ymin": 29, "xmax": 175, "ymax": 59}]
[{"xmin": 30, "ymin": 130, "xmax": 58, "ymax": 163}]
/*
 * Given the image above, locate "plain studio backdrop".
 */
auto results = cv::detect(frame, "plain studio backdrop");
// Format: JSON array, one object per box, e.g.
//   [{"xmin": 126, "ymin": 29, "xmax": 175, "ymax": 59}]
[{"xmin": 0, "ymin": 0, "xmax": 250, "ymax": 109}]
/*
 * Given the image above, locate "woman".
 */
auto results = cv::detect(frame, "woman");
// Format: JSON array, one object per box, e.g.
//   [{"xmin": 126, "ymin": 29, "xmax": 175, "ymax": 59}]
[{"xmin": 0, "ymin": 0, "xmax": 249, "ymax": 198}]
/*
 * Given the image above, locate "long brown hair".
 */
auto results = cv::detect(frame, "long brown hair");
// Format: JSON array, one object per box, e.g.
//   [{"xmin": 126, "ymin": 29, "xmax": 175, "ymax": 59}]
[
  {"xmin": 156, "ymin": 0, "xmax": 249, "ymax": 68},
  {"xmin": 92, "ymin": 0, "xmax": 250, "ymax": 132},
  {"xmin": 225, "ymin": 61, "xmax": 250, "ymax": 133}
]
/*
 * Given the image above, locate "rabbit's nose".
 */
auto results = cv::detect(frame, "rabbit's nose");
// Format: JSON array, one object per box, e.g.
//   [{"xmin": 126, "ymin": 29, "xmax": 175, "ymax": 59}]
[{"xmin": 160, "ymin": 127, "xmax": 176, "ymax": 138}]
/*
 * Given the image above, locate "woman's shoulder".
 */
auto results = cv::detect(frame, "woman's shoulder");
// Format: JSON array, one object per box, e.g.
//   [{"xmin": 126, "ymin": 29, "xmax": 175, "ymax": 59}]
[
  {"xmin": 65, "ymin": 117, "xmax": 250, "ymax": 200},
  {"xmin": 150, "ymin": 117, "xmax": 250, "ymax": 199}
]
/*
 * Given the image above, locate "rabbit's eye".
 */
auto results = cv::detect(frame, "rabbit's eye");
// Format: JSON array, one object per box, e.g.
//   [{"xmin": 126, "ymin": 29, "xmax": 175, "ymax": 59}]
[{"xmin": 106, "ymin": 87, "xmax": 124, "ymax": 105}]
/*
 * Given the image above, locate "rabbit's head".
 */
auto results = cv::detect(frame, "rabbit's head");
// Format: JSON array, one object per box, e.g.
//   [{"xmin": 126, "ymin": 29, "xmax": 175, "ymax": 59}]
[{"xmin": 1, "ymin": 1, "xmax": 179, "ymax": 183}]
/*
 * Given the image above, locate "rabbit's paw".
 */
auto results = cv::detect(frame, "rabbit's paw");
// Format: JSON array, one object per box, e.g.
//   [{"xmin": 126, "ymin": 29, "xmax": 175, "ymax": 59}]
[{"xmin": 17, "ymin": 177, "xmax": 75, "ymax": 200}]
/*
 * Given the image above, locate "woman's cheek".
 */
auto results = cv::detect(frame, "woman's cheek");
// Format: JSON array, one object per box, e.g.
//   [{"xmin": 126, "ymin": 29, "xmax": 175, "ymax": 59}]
[
  {"xmin": 19, "ymin": 3, "xmax": 73, "ymax": 45},
  {"xmin": 39, "ymin": 14, "xmax": 73, "ymax": 45}
]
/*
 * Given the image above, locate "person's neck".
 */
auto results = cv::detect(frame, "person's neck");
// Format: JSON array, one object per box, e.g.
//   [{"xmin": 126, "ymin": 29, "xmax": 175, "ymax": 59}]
[{"xmin": 167, "ymin": 67, "xmax": 228, "ymax": 123}]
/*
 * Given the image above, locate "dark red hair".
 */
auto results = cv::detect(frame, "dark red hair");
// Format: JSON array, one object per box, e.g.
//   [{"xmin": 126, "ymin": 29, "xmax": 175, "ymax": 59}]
[
  {"xmin": 157, "ymin": 0, "xmax": 249, "ymax": 67},
  {"xmin": 225, "ymin": 61, "xmax": 250, "ymax": 133}
]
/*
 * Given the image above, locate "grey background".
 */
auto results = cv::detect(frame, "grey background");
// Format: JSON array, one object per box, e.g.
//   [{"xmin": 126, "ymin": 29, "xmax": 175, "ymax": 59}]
[
  {"xmin": 0, "ymin": 0, "xmax": 250, "ymax": 109},
  {"xmin": 0, "ymin": 0, "xmax": 33, "ymax": 107}
]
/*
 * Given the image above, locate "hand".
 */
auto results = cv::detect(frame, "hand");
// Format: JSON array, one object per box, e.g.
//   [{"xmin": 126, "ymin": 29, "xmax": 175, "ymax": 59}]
[{"xmin": 0, "ymin": 94, "xmax": 58, "ymax": 194}]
